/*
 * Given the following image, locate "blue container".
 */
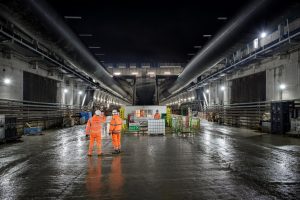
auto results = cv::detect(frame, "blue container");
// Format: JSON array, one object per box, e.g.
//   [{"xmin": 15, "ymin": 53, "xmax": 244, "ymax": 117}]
[
  {"xmin": 80, "ymin": 112, "xmax": 86, "ymax": 118},
  {"xmin": 88, "ymin": 112, "xmax": 92, "ymax": 119},
  {"xmin": 24, "ymin": 127, "xmax": 42, "ymax": 135}
]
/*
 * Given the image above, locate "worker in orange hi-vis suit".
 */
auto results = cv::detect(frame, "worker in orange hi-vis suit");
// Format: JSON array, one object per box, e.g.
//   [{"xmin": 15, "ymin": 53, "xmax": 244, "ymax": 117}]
[
  {"xmin": 109, "ymin": 109, "xmax": 123, "ymax": 154},
  {"xmin": 154, "ymin": 110, "xmax": 161, "ymax": 119},
  {"xmin": 86, "ymin": 110, "xmax": 103, "ymax": 156}
]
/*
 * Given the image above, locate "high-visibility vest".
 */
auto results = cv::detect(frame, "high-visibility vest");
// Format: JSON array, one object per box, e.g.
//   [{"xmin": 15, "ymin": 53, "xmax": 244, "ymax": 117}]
[
  {"xmin": 86, "ymin": 115, "xmax": 102, "ymax": 135},
  {"xmin": 109, "ymin": 115, "xmax": 122, "ymax": 134}
]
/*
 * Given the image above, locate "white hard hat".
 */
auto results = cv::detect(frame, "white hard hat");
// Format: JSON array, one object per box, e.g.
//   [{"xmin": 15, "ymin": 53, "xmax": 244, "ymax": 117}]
[
  {"xmin": 95, "ymin": 110, "xmax": 101, "ymax": 115},
  {"xmin": 112, "ymin": 109, "xmax": 118, "ymax": 115}
]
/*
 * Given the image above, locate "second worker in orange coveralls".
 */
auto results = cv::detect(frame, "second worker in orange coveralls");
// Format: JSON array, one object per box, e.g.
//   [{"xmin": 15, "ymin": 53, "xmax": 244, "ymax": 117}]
[
  {"xmin": 109, "ymin": 109, "xmax": 123, "ymax": 154},
  {"xmin": 86, "ymin": 110, "xmax": 104, "ymax": 156}
]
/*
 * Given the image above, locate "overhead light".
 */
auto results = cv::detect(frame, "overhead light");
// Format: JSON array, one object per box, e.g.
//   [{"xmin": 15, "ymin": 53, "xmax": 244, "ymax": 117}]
[
  {"xmin": 220, "ymin": 73, "xmax": 226, "ymax": 77},
  {"xmin": 79, "ymin": 34, "xmax": 93, "ymax": 37},
  {"xmin": 63, "ymin": 89, "xmax": 68, "ymax": 93},
  {"xmin": 88, "ymin": 46, "xmax": 101, "ymax": 49},
  {"xmin": 95, "ymin": 53, "xmax": 105, "ymax": 56},
  {"xmin": 194, "ymin": 45, "xmax": 202, "ymax": 49},
  {"xmin": 64, "ymin": 16, "xmax": 82, "ymax": 19},
  {"xmin": 131, "ymin": 72, "xmax": 139, "ymax": 75},
  {"xmin": 114, "ymin": 72, "xmax": 121, "ymax": 76},
  {"xmin": 78, "ymin": 91, "xmax": 83, "ymax": 95},
  {"xmin": 187, "ymin": 53, "xmax": 195, "ymax": 56},
  {"xmin": 260, "ymin": 32, "xmax": 267, "ymax": 38},
  {"xmin": 3, "ymin": 78, "xmax": 11, "ymax": 85},
  {"xmin": 164, "ymin": 71, "xmax": 171, "ymax": 75},
  {"xmin": 203, "ymin": 34, "xmax": 212, "ymax": 38},
  {"xmin": 253, "ymin": 38, "xmax": 259, "ymax": 49},
  {"xmin": 147, "ymin": 72, "xmax": 155, "ymax": 75},
  {"xmin": 206, "ymin": 89, "xmax": 209, "ymax": 93},
  {"xmin": 279, "ymin": 84, "xmax": 286, "ymax": 90},
  {"xmin": 221, "ymin": 86, "xmax": 225, "ymax": 91},
  {"xmin": 217, "ymin": 17, "xmax": 228, "ymax": 20}
]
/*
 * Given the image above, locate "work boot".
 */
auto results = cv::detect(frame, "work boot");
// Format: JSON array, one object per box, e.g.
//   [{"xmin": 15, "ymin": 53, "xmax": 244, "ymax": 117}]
[
  {"xmin": 117, "ymin": 149, "xmax": 121, "ymax": 154},
  {"xmin": 97, "ymin": 153, "xmax": 103, "ymax": 156},
  {"xmin": 112, "ymin": 150, "xmax": 118, "ymax": 154},
  {"xmin": 87, "ymin": 154, "xmax": 92, "ymax": 156}
]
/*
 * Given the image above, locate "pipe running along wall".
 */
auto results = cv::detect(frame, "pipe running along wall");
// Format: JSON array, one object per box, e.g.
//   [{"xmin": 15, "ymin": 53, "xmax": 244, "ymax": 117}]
[
  {"xmin": 159, "ymin": 0, "xmax": 278, "ymax": 102},
  {"xmin": 0, "ymin": 0, "xmax": 132, "ymax": 102}
]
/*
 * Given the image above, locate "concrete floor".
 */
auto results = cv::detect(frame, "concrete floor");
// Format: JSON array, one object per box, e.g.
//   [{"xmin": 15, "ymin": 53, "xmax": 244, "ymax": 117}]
[{"xmin": 0, "ymin": 121, "xmax": 300, "ymax": 199}]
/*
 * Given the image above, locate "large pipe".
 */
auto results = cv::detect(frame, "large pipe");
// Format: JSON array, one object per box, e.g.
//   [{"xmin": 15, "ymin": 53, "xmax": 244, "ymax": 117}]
[
  {"xmin": 0, "ymin": 0, "xmax": 131, "ymax": 102},
  {"xmin": 159, "ymin": 0, "xmax": 276, "ymax": 101}
]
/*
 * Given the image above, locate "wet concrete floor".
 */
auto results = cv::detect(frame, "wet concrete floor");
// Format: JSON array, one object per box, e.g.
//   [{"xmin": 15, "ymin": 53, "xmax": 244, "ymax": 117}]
[{"xmin": 0, "ymin": 121, "xmax": 299, "ymax": 199}]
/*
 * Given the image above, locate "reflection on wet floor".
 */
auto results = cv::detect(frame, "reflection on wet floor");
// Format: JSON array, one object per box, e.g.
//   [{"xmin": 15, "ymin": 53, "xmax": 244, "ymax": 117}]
[
  {"xmin": 0, "ymin": 122, "xmax": 299, "ymax": 199},
  {"xmin": 86, "ymin": 157, "xmax": 102, "ymax": 198}
]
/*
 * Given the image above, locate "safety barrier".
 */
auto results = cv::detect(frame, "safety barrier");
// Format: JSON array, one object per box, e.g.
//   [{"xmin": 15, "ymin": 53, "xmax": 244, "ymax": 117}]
[{"xmin": 171, "ymin": 115, "xmax": 201, "ymax": 134}]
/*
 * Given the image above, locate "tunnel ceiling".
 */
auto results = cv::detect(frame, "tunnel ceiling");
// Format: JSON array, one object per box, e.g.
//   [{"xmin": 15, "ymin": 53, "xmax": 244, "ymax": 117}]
[{"xmin": 46, "ymin": 0, "xmax": 254, "ymax": 65}]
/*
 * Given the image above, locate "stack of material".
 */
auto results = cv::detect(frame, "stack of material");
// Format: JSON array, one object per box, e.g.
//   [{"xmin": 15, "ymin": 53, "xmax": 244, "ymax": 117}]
[
  {"xmin": 289, "ymin": 118, "xmax": 300, "ymax": 135},
  {"xmin": 148, "ymin": 119, "xmax": 165, "ymax": 135},
  {"xmin": 63, "ymin": 116, "xmax": 75, "ymax": 127}
]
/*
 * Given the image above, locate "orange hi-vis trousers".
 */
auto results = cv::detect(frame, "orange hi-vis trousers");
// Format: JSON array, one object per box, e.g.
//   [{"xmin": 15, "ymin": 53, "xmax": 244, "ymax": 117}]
[
  {"xmin": 89, "ymin": 132, "xmax": 101, "ymax": 155},
  {"xmin": 111, "ymin": 133, "xmax": 121, "ymax": 150}
]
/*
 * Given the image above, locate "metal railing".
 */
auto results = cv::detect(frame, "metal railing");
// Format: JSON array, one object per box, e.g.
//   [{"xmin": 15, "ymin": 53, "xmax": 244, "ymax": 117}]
[
  {"xmin": 0, "ymin": 98, "xmax": 91, "ymax": 131},
  {"xmin": 202, "ymin": 101, "xmax": 271, "ymax": 129}
]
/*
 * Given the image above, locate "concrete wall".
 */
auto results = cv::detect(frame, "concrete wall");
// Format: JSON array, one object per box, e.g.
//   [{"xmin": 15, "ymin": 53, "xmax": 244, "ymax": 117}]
[
  {"xmin": 0, "ymin": 53, "xmax": 86, "ymax": 105},
  {"xmin": 205, "ymin": 48, "xmax": 300, "ymax": 105}
]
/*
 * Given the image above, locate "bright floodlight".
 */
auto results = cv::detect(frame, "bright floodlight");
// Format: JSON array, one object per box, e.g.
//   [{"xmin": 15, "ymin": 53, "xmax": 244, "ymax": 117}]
[
  {"xmin": 221, "ymin": 86, "xmax": 225, "ymax": 91},
  {"xmin": 63, "ymin": 89, "xmax": 68, "ymax": 93},
  {"xmin": 114, "ymin": 72, "xmax": 121, "ymax": 76},
  {"xmin": 78, "ymin": 91, "xmax": 83, "ymax": 95},
  {"xmin": 205, "ymin": 89, "xmax": 209, "ymax": 93},
  {"xmin": 279, "ymin": 84, "xmax": 286, "ymax": 90},
  {"xmin": 4, "ymin": 78, "xmax": 11, "ymax": 85},
  {"xmin": 260, "ymin": 32, "xmax": 267, "ymax": 38}
]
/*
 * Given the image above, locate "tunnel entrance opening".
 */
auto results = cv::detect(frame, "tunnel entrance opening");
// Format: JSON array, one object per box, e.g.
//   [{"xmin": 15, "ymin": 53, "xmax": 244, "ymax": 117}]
[{"xmin": 135, "ymin": 78, "xmax": 156, "ymax": 105}]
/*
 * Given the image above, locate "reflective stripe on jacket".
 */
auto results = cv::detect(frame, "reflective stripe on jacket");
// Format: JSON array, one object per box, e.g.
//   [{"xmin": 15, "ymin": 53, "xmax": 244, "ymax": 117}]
[{"xmin": 109, "ymin": 115, "xmax": 122, "ymax": 134}]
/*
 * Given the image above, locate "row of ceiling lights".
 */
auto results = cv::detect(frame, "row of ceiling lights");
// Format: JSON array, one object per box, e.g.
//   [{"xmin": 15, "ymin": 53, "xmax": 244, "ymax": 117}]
[
  {"xmin": 166, "ymin": 96, "xmax": 196, "ymax": 106},
  {"xmin": 113, "ymin": 71, "xmax": 172, "ymax": 76},
  {"xmin": 66, "ymin": 15, "xmax": 228, "ymax": 64},
  {"xmin": 63, "ymin": 88, "xmax": 83, "ymax": 95},
  {"xmin": 65, "ymin": 17, "xmax": 105, "ymax": 61}
]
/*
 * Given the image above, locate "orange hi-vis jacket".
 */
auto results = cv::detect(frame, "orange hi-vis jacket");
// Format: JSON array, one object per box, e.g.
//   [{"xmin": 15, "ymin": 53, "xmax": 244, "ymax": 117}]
[
  {"xmin": 154, "ymin": 113, "xmax": 161, "ymax": 119},
  {"xmin": 86, "ymin": 115, "xmax": 102, "ymax": 136},
  {"xmin": 109, "ymin": 115, "xmax": 122, "ymax": 134}
]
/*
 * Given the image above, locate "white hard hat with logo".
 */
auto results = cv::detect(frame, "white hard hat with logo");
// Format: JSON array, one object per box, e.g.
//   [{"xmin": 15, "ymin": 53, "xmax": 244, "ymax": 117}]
[
  {"xmin": 112, "ymin": 109, "xmax": 118, "ymax": 115},
  {"xmin": 95, "ymin": 110, "xmax": 101, "ymax": 116}
]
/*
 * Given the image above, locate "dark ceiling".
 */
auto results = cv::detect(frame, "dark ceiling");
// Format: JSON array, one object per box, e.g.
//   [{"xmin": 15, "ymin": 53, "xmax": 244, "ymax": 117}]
[{"xmin": 46, "ymin": 0, "xmax": 253, "ymax": 65}]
